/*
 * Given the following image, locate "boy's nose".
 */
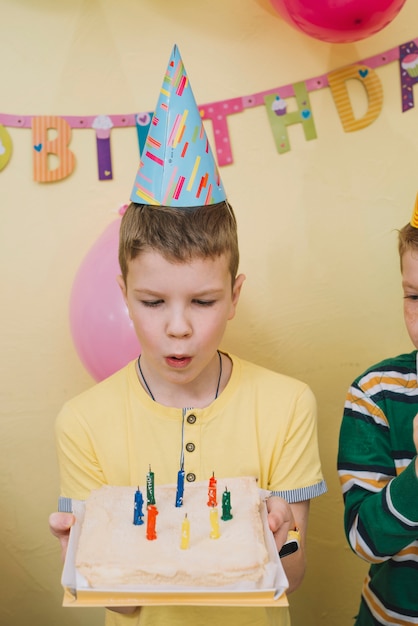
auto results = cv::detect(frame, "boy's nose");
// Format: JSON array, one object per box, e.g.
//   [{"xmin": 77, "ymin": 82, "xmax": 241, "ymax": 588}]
[{"xmin": 166, "ymin": 310, "xmax": 192, "ymax": 338}]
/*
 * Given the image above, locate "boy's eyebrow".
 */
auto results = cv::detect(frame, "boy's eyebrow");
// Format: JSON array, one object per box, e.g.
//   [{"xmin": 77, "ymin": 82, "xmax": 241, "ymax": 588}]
[
  {"xmin": 191, "ymin": 287, "xmax": 225, "ymax": 295},
  {"xmin": 132, "ymin": 287, "xmax": 226, "ymax": 297},
  {"xmin": 132, "ymin": 288, "xmax": 166, "ymax": 299}
]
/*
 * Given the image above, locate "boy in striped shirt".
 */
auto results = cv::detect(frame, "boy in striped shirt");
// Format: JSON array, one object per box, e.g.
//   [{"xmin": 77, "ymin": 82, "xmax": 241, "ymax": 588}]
[{"xmin": 338, "ymin": 197, "xmax": 418, "ymax": 625}]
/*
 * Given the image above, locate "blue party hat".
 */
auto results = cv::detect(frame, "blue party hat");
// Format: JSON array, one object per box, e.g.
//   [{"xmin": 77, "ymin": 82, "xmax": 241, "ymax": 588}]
[{"xmin": 130, "ymin": 45, "xmax": 226, "ymax": 207}]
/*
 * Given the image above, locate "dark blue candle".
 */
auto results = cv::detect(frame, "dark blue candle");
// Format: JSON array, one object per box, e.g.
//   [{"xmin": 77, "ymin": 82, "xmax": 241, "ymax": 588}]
[
  {"xmin": 133, "ymin": 487, "xmax": 144, "ymax": 525},
  {"xmin": 175, "ymin": 468, "xmax": 185, "ymax": 507}
]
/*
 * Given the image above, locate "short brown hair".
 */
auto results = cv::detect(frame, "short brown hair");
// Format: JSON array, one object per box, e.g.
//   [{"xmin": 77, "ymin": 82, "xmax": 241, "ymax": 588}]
[
  {"xmin": 118, "ymin": 201, "xmax": 239, "ymax": 285},
  {"xmin": 398, "ymin": 222, "xmax": 418, "ymax": 269}
]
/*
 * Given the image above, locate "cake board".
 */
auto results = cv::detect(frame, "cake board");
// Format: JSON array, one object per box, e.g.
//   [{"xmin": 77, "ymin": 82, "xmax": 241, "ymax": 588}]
[{"xmin": 61, "ymin": 491, "xmax": 289, "ymax": 608}]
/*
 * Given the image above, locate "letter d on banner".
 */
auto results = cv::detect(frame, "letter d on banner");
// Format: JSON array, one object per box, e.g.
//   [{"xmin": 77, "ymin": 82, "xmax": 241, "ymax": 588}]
[
  {"xmin": 328, "ymin": 65, "xmax": 383, "ymax": 132},
  {"xmin": 32, "ymin": 116, "xmax": 75, "ymax": 182}
]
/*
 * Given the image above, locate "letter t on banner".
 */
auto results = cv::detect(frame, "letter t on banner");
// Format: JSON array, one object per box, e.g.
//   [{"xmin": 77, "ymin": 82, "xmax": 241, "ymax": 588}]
[
  {"xmin": 264, "ymin": 82, "xmax": 317, "ymax": 154},
  {"xmin": 32, "ymin": 116, "xmax": 75, "ymax": 182}
]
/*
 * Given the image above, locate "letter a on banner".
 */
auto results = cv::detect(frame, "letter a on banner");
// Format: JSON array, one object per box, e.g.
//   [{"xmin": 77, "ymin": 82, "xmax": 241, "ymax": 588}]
[{"xmin": 32, "ymin": 116, "xmax": 75, "ymax": 182}]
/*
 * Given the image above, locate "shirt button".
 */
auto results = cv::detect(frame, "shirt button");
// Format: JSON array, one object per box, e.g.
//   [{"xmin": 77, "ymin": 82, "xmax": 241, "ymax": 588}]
[
  {"xmin": 186, "ymin": 473, "xmax": 196, "ymax": 482},
  {"xmin": 185, "ymin": 442, "xmax": 195, "ymax": 452},
  {"xmin": 187, "ymin": 414, "xmax": 197, "ymax": 424}
]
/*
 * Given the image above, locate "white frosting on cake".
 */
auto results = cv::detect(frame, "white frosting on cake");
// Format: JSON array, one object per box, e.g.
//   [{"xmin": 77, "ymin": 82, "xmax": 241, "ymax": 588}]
[{"xmin": 75, "ymin": 476, "xmax": 270, "ymax": 589}]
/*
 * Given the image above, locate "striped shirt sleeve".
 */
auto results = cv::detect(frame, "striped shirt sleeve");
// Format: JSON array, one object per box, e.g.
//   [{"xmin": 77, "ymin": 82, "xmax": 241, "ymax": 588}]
[{"xmin": 338, "ymin": 362, "xmax": 418, "ymax": 562}]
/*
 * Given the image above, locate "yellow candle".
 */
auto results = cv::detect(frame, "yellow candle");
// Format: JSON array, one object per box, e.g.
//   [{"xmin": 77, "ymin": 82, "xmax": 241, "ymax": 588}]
[
  {"xmin": 209, "ymin": 506, "xmax": 220, "ymax": 539},
  {"xmin": 180, "ymin": 513, "xmax": 190, "ymax": 549}
]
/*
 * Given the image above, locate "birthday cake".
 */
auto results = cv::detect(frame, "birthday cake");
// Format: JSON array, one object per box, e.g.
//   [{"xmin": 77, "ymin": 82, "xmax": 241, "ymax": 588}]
[{"xmin": 75, "ymin": 476, "xmax": 273, "ymax": 589}]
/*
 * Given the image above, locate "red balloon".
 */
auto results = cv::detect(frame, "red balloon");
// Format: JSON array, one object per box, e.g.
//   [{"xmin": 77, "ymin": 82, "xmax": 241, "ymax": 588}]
[
  {"xmin": 69, "ymin": 210, "xmax": 141, "ymax": 381},
  {"xmin": 270, "ymin": 0, "xmax": 408, "ymax": 43}
]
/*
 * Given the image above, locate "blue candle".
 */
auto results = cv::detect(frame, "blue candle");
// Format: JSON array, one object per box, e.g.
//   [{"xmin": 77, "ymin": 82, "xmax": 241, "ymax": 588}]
[
  {"xmin": 175, "ymin": 468, "xmax": 185, "ymax": 507},
  {"xmin": 133, "ymin": 487, "xmax": 144, "ymax": 525}
]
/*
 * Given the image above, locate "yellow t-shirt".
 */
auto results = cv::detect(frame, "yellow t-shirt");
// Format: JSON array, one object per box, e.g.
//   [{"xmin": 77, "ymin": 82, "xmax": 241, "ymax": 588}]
[{"xmin": 55, "ymin": 353, "xmax": 326, "ymax": 626}]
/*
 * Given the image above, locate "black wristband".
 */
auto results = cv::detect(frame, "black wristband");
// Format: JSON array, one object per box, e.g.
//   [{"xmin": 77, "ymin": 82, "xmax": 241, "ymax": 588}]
[{"xmin": 279, "ymin": 528, "xmax": 300, "ymax": 558}]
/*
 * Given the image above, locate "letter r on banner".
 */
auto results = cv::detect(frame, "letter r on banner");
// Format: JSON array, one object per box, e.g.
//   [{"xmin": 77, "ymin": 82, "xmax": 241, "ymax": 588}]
[
  {"xmin": 32, "ymin": 116, "xmax": 75, "ymax": 182},
  {"xmin": 264, "ymin": 82, "xmax": 317, "ymax": 154}
]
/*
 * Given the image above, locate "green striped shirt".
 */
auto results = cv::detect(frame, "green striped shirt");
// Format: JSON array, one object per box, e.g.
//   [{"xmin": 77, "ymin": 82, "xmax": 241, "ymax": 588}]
[{"xmin": 338, "ymin": 351, "xmax": 418, "ymax": 625}]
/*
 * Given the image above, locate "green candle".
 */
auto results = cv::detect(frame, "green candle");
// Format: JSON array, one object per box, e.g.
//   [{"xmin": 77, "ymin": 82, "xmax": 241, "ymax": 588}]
[
  {"xmin": 221, "ymin": 487, "xmax": 233, "ymax": 521},
  {"xmin": 146, "ymin": 465, "xmax": 155, "ymax": 505}
]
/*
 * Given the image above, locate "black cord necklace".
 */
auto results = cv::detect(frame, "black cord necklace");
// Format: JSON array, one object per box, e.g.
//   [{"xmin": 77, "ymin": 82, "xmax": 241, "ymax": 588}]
[{"xmin": 137, "ymin": 350, "xmax": 223, "ymax": 403}]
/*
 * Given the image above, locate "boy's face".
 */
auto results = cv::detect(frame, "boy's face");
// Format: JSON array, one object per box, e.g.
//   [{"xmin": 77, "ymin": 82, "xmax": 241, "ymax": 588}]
[
  {"xmin": 402, "ymin": 248, "xmax": 418, "ymax": 349},
  {"xmin": 118, "ymin": 250, "xmax": 245, "ymax": 391}
]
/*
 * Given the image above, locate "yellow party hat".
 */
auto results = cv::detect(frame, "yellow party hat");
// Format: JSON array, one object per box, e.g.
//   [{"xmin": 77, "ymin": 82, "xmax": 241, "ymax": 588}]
[{"xmin": 410, "ymin": 193, "xmax": 418, "ymax": 228}]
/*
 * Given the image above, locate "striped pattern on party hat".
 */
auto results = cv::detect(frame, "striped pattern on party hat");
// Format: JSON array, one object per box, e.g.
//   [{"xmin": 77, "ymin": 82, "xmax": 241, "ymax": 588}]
[
  {"xmin": 130, "ymin": 45, "xmax": 226, "ymax": 208},
  {"xmin": 410, "ymin": 193, "xmax": 418, "ymax": 228}
]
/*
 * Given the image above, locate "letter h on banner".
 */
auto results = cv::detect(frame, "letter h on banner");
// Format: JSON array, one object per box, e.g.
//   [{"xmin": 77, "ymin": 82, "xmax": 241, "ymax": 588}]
[{"xmin": 264, "ymin": 82, "xmax": 317, "ymax": 155}]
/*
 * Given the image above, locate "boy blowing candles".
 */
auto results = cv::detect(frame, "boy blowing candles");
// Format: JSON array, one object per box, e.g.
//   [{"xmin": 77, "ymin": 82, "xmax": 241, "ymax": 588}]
[{"xmin": 49, "ymin": 45, "xmax": 326, "ymax": 626}]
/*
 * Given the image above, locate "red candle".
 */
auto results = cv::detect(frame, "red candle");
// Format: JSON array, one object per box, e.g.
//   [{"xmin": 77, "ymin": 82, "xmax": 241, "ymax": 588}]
[
  {"xmin": 146, "ymin": 504, "xmax": 158, "ymax": 540},
  {"xmin": 207, "ymin": 471, "xmax": 217, "ymax": 507}
]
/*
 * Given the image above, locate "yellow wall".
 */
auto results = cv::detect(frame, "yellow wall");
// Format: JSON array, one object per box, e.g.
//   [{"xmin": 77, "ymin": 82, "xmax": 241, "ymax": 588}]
[{"xmin": 1, "ymin": 0, "xmax": 416, "ymax": 624}]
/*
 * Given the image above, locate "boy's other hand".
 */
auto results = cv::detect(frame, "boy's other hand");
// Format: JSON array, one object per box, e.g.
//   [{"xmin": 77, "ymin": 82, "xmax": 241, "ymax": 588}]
[
  {"xmin": 266, "ymin": 496, "xmax": 295, "ymax": 551},
  {"xmin": 49, "ymin": 512, "xmax": 75, "ymax": 561},
  {"xmin": 414, "ymin": 414, "xmax": 418, "ymax": 453},
  {"xmin": 414, "ymin": 415, "xmax": 418, "ymax": 477}
]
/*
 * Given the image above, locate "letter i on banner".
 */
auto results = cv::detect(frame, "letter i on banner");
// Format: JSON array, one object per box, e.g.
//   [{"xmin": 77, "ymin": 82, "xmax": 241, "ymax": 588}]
[
  {"xmin": 32, "ymin": 116, "xmax": 75, "ymax": 182},
  {"xmin": 328, "ymin": 65, "xmax": 383, "ymax": 132},
  {"xmin": 92, "ymin": 115, "xmax": 114, "ymax": 180},
  {"xmin": 264, "ymin": 82, "xmax": 317, "ymax": 154}
]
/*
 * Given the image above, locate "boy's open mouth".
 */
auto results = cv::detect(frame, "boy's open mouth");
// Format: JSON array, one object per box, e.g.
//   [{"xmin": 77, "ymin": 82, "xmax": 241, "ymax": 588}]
[{"xmin": 166, "ymin": 355, "xmax": 191, "ymax": 367}]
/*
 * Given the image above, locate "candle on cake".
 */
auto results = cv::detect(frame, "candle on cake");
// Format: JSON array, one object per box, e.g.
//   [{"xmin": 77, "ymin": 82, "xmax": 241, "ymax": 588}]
[
  {"xmin": 146, "ymin": 504, "xmax": 158, "ymax": 540},
  {"xmin": 180, "ymin": 513, "xmax": 190, "ymax": 550},
  {"xmin": 146, "ymin": 465, "xmax": 155, "ymax": 506},
  {"xmin": 133, "ymin": 487, "xmax": 144, "ymax": 525},
  {"xmin": 221, "ymin": 486, "xmax": 233, "ymax": 521},
  {"xmin": 207, "ymin": 471, "xmax": 217, "ymax": 507},
  {"xmin": 175, "ymin": 466, "xmax": 185, "ymax": 507},
  {"xmin": 209, "ymin": 505, "xmax": 220, "ymax": 539}
]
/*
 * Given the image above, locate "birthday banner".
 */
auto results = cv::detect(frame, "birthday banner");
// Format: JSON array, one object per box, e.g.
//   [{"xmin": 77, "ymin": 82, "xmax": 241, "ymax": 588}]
[{"xmin": 1, "ymin": 39, "xmax": 418, "ymax": 182}]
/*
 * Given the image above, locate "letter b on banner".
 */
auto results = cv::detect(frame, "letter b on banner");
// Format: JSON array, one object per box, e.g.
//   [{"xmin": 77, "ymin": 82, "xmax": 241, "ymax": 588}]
[{"xmin": 32, "ymin": 116, "xmax": 75, "ymax": 182}]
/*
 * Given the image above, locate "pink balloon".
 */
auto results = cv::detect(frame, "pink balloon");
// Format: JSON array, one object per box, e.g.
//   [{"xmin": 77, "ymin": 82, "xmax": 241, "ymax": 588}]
[
  {"xmin": 69, "ymin": 211, "xmax": 141, "ymax": 381},
  {"xmin": 270, "ymin": 0, "xmax": 408, "ymax": 43}
]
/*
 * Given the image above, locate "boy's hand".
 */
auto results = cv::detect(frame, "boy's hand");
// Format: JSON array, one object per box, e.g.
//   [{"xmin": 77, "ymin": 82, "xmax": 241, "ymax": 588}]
[
  {"xmin": 49, "ymin": 512, "xmax": 138, "ymax": 616},
  {"xmin": 414, "ymin": 414, "xmax": 418, "ymax": 453},
  {"xmin": 414, "ymin": 415, "xmax": 418, "ymax": 477},
  {"xmin": 266, "ymin": 496, "xmax": 295, "ymax": 551},
  {"xmin": 48, "ymin": 512, "xmax": 75, "ymax": 561},
  {"xmin": 266, "ymin": 496, "xmax": 309, "ymax": 593}
]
